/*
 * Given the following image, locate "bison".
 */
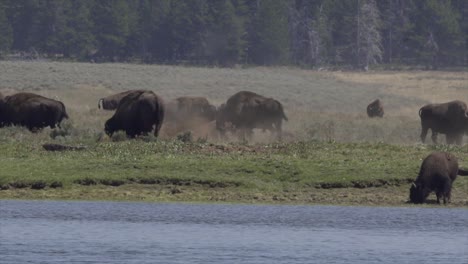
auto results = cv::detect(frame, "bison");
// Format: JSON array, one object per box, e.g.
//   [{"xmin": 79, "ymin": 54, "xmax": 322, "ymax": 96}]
[
  {"xmin": 419, "ymin": 100, "xmax": 468, "ymax": 145},
  {"xmin": 105, "ymin": 90, "xmax": 165, "ymax": 138},
  {"xmin": 0, "ymin": 92, "xmax": 68, "ymax": 131},
  {"xmin": 367, "ymin": 99, "xmax": 384, "ymax": 118},
  {"xmin": 166, "ymin": 96, "xmax": 217, "ymax": 122},
  {"xmin": 216, "ymin": 91, "xmax": 288, "ymax": 140},
  {"xmin": 409, "ymin": 152, "xmax": 468, "ymax": 204},
  {"xmin": 163, "ymin": 96, "xmax": 218, "ymax": 137},
  {"xmin": 98, "ymin": 90, "xmax": 146, "ymax": 110}
]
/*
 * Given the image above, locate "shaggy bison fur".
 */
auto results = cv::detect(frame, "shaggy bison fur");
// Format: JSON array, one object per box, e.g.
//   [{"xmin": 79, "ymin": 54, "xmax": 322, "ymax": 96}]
[
  {"xmin": 419, "ymin": 100, "xmax": 468, "ymax": 145},
  {"xmin": 0, "ymin": 92, "xmax": 68, "ymax": 131},
  {"xmin": 105, "ymin": 90, "xmax": 165, "ymax": 138},
  {"xmin": 98, "ymin": 90, "xmax": 146, "ymax": 110},
  {"xmin": 410, "ymin": 152, "xmax": 468, "ymax": 204},
  {"xmin": 366, "ymin": 99, "xmax": 384, "ymax": 118},
  {"xmin": 216, "ymin": 91, "xmax": 288, "ymax": 140}
]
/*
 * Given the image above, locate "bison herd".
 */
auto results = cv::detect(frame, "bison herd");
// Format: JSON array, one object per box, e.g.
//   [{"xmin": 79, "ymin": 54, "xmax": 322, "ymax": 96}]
[
  {"xmin": 1, "ymin": 90, "xmax": 468, "ymax": 205},
  {"xmin": 0, "ymin": 90, "xmax": 289, "ymax": 140},
  {"xmin": 98, "ymin": 89, "xmax": 289, "ymax": 140}
]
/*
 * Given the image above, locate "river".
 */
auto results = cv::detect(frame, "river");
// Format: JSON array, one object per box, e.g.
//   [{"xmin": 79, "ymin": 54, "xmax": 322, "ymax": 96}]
[{"xmin": 0, "ymin": 200, "xmax": 467, "ymax": 264}]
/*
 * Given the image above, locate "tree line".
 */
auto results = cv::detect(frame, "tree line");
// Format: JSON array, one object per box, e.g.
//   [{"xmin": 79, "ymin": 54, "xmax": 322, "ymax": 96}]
[{"xmin": 0, "ymin": 0, "xmax": 467, "ymax": 69}]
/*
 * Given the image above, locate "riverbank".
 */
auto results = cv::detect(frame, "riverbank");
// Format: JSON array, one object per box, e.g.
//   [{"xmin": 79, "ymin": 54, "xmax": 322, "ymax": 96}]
[
  {"xmin": 1, "ymin": 139, "xmax": 467, "ymax": 207},
  {"xmin": 1, "ymin": 62, "xmax": 468, "ymax": 207},
  {"xmin": 2, "ymin": 184, "xmax": 468, "ymax": 207}
]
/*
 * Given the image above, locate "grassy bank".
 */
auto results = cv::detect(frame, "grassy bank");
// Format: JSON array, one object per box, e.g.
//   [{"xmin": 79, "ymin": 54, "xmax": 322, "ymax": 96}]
[
  {"xmin": 1, "ymin": 61, "xmax": 468, "ymax": 206},
  {"xmin": 1, "ymin": 136, "xmax": 467, "ymax": 206}
]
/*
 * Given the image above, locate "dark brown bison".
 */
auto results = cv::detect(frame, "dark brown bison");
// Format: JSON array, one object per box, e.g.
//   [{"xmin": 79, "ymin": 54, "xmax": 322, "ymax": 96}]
[
  {"xmin": 0, "ymin": 92, "xmax": 68, "ymax": 131},
  {"xmin": 98, "ymin": 90, "xmax": 145, "ymax": 110},
  {"xmin": 166, "ymin": 96, "xmax": 217, "ymax": 121},
  {"xmin": 419, "ymin": 100, "xmax": 468, "ymax": 145},
  {"xmin": 367, "ymin": 99, "xmax": 384, "ymax": 118},
  {"xmin": 105, "ymin": 90, "xmax": 165, "ymax": 138},
  {"xmin": 163, "ymin": 96, "xmax": 218, "ymax": 137},
  {"xmin": 216, "ymin": 91, "xmax": 288, "ymax": 140},
  {"xmin": 410, "ymin": 152, "xmax": 468, "ymax": 204}
]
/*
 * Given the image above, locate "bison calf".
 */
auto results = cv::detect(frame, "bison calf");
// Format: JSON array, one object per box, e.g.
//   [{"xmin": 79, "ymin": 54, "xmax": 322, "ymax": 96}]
[{"xmin": 409, "ymin": 152, "xmax": 468, "ymax": 204}]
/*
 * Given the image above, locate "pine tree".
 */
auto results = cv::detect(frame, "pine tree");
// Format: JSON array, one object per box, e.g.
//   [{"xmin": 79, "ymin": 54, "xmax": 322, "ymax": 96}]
[
  {"xmin": 289, "ymin": 0, "xmax": 330, "ymax": 67},
  {"xmin": 62, "ymin": 0, "xmax": 96, "ymax": 59},
  {"xmin": 248, "ymin": 0, "xmax": 290, "ymax": 65},
  {"xmin": 378, "ymin": 0, "xmax": 414, "ymax": 64},
  {"xmin": 356, "ymin": 0, "xmax": 382, "ymax": 69},
  {"xmin": 205, "ymin": 0, "xmax": 246, "ymax": 66},
  {"xmin": 408, "ymin": 0, "xmax": 464, "ymax": 68},
  {"xmin": 324, "ymin": 0, "xmax": 358, "ymax": 66},
  {"xmin": 0, "ymin": 0, "xmax": 13, "ymax": 54},
  {"xmin": 6, "ymin": 0, "xmax": 39, "ymax": 51},
  {"xmin": 92, "ymin": 0, "xmax": 135, "ymax": 60},
  {"xmin": 164, "ymin": 0, "xmax": 209, "ymax": 63}
]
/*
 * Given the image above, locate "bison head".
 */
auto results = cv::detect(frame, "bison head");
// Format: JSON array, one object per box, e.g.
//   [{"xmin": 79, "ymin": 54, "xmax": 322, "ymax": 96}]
[
  {"xmin": 0, "ymin": 99, "xmax": 13, "ymax": 127},
  {"xmin": 104, "ymin": 118, "xmax": 116, "ymax": 137},
  {"xmin": 409, "ymin": 183, "xmax": 426, "ymax": 204}
]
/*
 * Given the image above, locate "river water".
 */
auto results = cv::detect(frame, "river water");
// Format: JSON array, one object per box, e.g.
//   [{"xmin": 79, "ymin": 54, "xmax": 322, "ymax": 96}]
[{"xmin": 0, "ymin": 200, "xmax": 467, "ymax": 264}]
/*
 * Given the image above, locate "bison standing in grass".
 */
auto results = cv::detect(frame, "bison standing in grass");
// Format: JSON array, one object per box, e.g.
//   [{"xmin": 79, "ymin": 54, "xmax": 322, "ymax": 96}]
[
  {"xmin": 216, "ymin": 91, "xmax": 288, "ymax": 140},
  {"xmin": 366, "ymin": 99, "xmax": 384, "ymax": 118},
  {"xmin": 409, "ymin": 152, "xmax": 468, "ymax": 204},
  {"xmin": 0, "ymin": 92, "xmax": 68, "ymax": 131},
  {"xmin": 419, "ymin": 100, "xmax": 468, "ymax": 145},
  {"xmin": 164, "ymin": 96, "xmax": 218, "ymax": 137},
  {"xmin": 98, "ymin": 90, "xmax": 146, "ymax": 110},
  {"xmin": 105, "ymin": 90, "xmax": 165, "ymax": 138},
  {"xmin": 165, "ymin": 96, "xmax": 217, "ymax": 122}
]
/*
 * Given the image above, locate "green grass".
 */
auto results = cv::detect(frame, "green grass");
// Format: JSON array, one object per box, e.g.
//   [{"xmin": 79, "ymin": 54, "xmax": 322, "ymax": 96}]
[
  {"xmin": 1, "ymin": 62, "xmax": 468, "ymax": 206},
  {"xmin": 1, "ymin": 134, "xmax": 467, "ymax": 206}
]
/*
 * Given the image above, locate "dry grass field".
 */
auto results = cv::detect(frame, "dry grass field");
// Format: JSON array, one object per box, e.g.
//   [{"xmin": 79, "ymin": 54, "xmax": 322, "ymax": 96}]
[
  {"xmin": 1, "ymin": 61, "xmax": 468, "ymax": 206},
  {"xmin": 1, "ymin": 61, "xmax": 467, "ymax": 144}
]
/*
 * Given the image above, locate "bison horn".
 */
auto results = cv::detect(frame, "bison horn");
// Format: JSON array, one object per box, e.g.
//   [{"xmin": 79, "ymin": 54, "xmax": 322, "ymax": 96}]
[{"xmin": 411, "ymin": 183, "xmax": 417, "ymax": 188}]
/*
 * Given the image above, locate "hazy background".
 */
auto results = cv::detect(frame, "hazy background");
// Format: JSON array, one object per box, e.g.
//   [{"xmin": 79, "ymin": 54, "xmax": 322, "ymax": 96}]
[{"xmin": 1, "ymin": 61, "xmax": 467, "ymax": 144}]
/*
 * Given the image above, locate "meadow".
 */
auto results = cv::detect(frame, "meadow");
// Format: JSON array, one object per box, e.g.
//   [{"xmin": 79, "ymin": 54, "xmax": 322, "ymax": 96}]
[{"xmin": 0, "ymin": 61, "xmax": 467, "ymax": 206}]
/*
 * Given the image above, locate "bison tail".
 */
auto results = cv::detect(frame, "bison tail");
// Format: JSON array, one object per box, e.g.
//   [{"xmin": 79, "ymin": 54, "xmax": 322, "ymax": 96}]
[{"xmin": 457, "ymin": 168, "xmax": 468, "ymax": 176}]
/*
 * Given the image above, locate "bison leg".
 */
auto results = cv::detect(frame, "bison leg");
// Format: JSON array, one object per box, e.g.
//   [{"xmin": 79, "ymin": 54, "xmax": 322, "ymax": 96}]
[
  {"xmin": 430, "ymin": 131, "xmax": 438, "ymax": 144},
  {"xmin": 274, "ymin": 120, "xmax": 283, "ymax": 141},
  {"xmin": 446, "ymin": 134, "xmax": 454, "ymax": 145},
  {"xmin": 154, "ymin": 122, "xmax": 163, "ymax": 138},
  {"xmin": 420, "ymin": 126, "xmax": 429, "ymax": 143},
  {"xmin": 446, "ymin": 133, "xmax": 462, "ymax": 145},
  {"xmin": 442, "ymin": 180, "xmax": 452, "ymax": 204},
  {"xmin": 454, "ymin": 134, "xmax": 463, "ymax": 145}
]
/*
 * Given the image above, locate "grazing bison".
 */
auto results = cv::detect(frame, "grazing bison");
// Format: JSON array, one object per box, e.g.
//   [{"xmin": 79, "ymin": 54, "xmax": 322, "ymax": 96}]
[
  {"xmin": 419, "ymin": 100, "xmax": 468, "ymax": 145},
  {"xmin": 410, "ymin": 152, "xmax": 468, "ymax": 204},
  {"xmin": 366, "ymin": 99, "xmax": 384, "ymax": 118},
  {"xmin": 105, "ymin": 90, "xmax": 165, "ymax": 138},
  {"xmin": 98, "ymin": 90, "xmax": 145, "ymax": 110},
  {"xmin": 0, "ymin": 92, "xmax": 68, "ymax": 131},
  {"xmin": 216, "ymin": 91, "xmax": 288, "ymax": 140}
]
